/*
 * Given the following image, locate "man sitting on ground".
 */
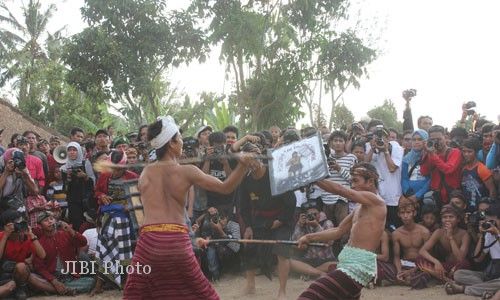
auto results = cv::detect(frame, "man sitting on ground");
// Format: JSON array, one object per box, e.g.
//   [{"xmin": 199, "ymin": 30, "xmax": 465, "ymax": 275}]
[
  {"xmin": 32, "ymin": 211, "xmax": 94, "ymax": 295},
  {"xmin": 417, "ymin": 205, "xmax": 471, "ymax": 285},
  {"xmin": 379, "ymin": 198, "xmax": 430, "ymax": 289},
  {"xmin": 445, "ymin": 203, "xmax": 500, "ymax": 298}
]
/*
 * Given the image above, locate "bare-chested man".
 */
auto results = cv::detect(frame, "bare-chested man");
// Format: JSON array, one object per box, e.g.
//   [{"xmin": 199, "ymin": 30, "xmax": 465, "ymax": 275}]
[
  {"xmin": 297, "ymin": 162, "xmax": 387, "ymax": 300},
  {"xmin": 123, "ymin": 116, "xmax": 251, "ymax": 300},
  {"xmin": 417, "ymin": 204, "xmax": 471, "ymax": 283},
  {"xmin": 379, "ymin": 198, "xmax": 430, "ymax": 288}
]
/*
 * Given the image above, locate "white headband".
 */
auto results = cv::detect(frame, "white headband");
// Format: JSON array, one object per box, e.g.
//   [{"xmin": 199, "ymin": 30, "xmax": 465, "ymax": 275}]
[{"xmin": 150, "ymin": 116, "xmax": 179, "ymax": 150}]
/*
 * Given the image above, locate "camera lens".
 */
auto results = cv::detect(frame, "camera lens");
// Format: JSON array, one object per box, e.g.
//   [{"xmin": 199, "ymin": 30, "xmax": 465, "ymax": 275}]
[
  {"xmin": 481, "ymin": 222, "xmax": 492, "ymax": 230},
  {"xmin": 427, "ymin": 140, "xmax": 434, "ymax": 148}
]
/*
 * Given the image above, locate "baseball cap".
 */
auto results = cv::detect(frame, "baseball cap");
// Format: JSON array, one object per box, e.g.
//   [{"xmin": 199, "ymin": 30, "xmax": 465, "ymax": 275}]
[
  {"xmin": 195, "ymin": 125, "xmax": 212, "ymax": 138},
  {"xmin": 95, "ymin": 129, "xmax": 109, "ymax": 137}
]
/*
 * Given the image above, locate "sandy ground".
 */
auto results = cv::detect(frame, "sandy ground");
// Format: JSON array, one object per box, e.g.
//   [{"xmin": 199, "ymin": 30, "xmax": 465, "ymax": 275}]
[{"xmin": 32, "ymin": 274, "xmax": 478, "ymax": 300}]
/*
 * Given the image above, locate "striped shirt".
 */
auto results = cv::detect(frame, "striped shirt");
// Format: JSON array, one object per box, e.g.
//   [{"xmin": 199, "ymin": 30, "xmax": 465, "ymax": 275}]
[{"xmin": 309, "ymin": 152, "xmax": 357, "ymax": 205}]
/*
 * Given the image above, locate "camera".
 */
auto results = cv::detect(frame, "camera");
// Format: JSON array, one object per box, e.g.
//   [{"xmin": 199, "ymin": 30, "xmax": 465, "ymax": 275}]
[
  {"xmin": 306, "ymin": 212, "xmax": 317, "ymax": 221},
  {"xmin": 403, "ymin": 89, "xmax": 417, "ymax": 99},
  {"xmin": 464, "ymin": 101, "xmax": 476, "ymax": 110},
  {"xmin": 210, "ymin": 213, "xmax": 220, "ymax": 224},
  {"xmin": 71, "ymin": 166, "xmax": 84, "ymax": 177},
  {"xmin": 427, "ymin": 140, "xmax": 435, "ymax": 149},
  {"xmin": 212, "ymin": 145, "xmax": 226, "ymax": 159},
  {"xmin": 137, "ymin": 142, "xmax": 148, "ymax": 150},
  {"xmin": 481, "ymin": 220, "xmax": 495, "ymax": 231},
  {"xmin": 182, "ymin": 137, "xmax": 199, "ymax": 158},
  {"xmin": 14, "ymin": 221, "xmax": 28, "ymax": 233},
  {"xmin": 12, "ymin": 151, "xmax": 26, "ymax": 170},
  {"xmin": 373, "ymin": 126, "xmax": 387, "ymax": 148}
]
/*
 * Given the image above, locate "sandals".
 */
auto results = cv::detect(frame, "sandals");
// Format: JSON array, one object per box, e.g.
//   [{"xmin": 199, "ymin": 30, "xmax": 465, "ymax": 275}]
[{"xmin": 444, "ymin": 282, "xmax": 464, "ymax": 295}]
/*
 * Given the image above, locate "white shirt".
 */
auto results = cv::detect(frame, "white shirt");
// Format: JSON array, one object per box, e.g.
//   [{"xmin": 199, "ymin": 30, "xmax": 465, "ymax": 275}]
[
  {"xmin": 368, "ymin": 141, "xmax": 404, "ymax": 206},
  {"xmin": 484, "ymin": 232, "xmax": 500, "ymax": 259},
  {"xmin": 82, "ymin": 228, "xmax": 98, "ymax": 255},
  {"xmin": 294, "ymin": 190, "xmax": 307, "ymax": 208}
]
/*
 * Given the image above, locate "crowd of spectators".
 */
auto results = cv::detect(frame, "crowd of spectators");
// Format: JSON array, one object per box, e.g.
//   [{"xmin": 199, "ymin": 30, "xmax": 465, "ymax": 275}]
[{"xmin": 0, "ymin": 92, "xmax": 499, "ymax": 299}]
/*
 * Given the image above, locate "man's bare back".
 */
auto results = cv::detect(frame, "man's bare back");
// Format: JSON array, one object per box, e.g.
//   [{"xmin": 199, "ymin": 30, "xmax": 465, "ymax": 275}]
[
  {"xmin": 139, "ymin": 163, "xmax": 192, "ymax": 226},
  {"xmin": 393, "ymin": 224, "xmax": 430, "ymax": 261}
]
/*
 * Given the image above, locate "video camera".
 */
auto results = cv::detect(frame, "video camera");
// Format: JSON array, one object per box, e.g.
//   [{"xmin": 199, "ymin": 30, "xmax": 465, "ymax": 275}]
[
  {"xmin": 12, "ymin": 151, "xmax": 26, "ymax": 170},
  {"xmin": 403, "ymin": 89, "xmax": 417, "ymax": 99},
  {"xmin": 373, "ymin": 126, "xmax": 387, "ymax": 148},
  {"xmin": 182, "ymin": 137, "xmax": 199, "ymax": 158}
]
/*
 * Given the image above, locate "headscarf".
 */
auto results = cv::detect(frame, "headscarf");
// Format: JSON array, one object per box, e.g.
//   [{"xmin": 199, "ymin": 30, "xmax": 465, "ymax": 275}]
[
  {"xmin": 402, "ymin": 129, "xmax": 429, "ymax": 166},
  {"xmin": 1, "ymin": 147, "xmax": 21, "ymax": 162},
  {"xmin": 62, "ymin": 142, "xmax": 83, "ymax": 170},
  {"xmin": 150, "ymin": 116, "xmax": 179, "ymax": 150}
]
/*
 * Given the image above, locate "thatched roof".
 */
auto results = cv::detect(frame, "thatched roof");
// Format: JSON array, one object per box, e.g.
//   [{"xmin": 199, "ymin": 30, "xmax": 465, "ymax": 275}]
[{"xmin": 0, "ymin": 98, "xmax": 67, "ymax": 145}]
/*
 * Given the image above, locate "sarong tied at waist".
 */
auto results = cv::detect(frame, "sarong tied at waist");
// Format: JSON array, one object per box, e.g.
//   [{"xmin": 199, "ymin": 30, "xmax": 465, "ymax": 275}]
[
  {"xmin": 140, "ymin": 223, "xmax": 188, "ymax": 234},
  {"xmin": 123, "ymin": 227, "xmax": 219, "ymax": 300},
  {"xmin": 336, "ymin": 245, "xmax": 377, "ymax": 287}
]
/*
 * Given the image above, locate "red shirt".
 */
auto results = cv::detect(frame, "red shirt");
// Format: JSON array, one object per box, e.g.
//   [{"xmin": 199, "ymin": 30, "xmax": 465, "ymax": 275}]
[
  {"xmin": 94, "ymin": 171, "xmax": 139, "ymax": 207},
  {"xmin": 32, "ymin": 227, "xmax": 87, "ymax": 281},
  {"xmin": 0, "ymin": 232, "xmax": 35, "ymax": 262},
  {"xmin": 26, "ymin": 154, "xmax": 45, "ymax": 188},
  {"xmin": 420, "ymin": 147, "xmax": 462, "ymax": 203}
]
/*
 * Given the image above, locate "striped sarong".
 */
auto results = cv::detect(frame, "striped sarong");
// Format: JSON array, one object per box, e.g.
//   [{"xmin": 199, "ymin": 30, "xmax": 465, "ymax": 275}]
[
  {"xmin": 298, "ymin": 269, "xmax": 362, "ymax": 300},
  {"xmin": 123, "ymin": 223, "xmax": 219, "ymax": 300}
]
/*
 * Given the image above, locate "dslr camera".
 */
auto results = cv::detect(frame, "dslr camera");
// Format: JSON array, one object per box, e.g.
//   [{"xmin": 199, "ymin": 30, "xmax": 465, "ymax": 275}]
[
  {"xmin": 12, "ymin": 151, "xmax": 26, "ymax": 170},
  {"xmin": 306, "ymin": 212, "xmax": 317, "ymax": 221},
  {"xmin": 481, "ymin": 220, "xmax": 496, "ymax": 231},
  {"xmin": 373, "ymin": 126, "xmax": 387, "ymax": 148},
  {"xmin": 14, "ymin": 220, "xmax": 28, "ymax": 233},
  {"xmin": 182, "ymin": 137, "xmax": 199, "ymax": 158},
  {"xmin": 403, "ymin": 89, "xmax": 417, "ymax": 99}
]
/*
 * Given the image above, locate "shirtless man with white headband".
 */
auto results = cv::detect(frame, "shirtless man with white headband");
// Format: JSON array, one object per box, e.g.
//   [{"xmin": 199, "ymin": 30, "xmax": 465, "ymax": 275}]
[{"xmin": 123, "ymin": 116, "xmax": 251, "ymax": 300}]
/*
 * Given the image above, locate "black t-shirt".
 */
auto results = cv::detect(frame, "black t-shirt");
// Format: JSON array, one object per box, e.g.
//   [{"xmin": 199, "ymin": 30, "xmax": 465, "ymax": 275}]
[
  {"xmin": 240, "ymin": 169, "xmax": 296, "ymax": 229},
  {"xmin": 206, "ymin": 160, "xmax": 232, "ymax": 207}
]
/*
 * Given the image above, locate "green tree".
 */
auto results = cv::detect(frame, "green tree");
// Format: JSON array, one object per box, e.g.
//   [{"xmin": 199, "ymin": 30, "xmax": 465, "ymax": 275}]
[
  {"xmin": 63, "ymin": 0, "xmax": 208, "ymax": 128},
  {"xmin": 367, "ymin": 99, "xmax": 403, "ymax": 131},
  {"xmin": 331, "ymin": 101, "xmax": 354, "ymax": 130},
  {"xmin": 191, "ymin": 0, "xmax": 377, "ymax": 131},
  {"xmin": 0, "ymin": 0, "xmax": 61, "ymax": 119}
]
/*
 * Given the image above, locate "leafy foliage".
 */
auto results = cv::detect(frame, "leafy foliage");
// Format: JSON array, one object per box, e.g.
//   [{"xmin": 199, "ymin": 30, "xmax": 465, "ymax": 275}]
[{"xmin": 367, "ymin": 99, "xmax": 403, "ymax": 131}]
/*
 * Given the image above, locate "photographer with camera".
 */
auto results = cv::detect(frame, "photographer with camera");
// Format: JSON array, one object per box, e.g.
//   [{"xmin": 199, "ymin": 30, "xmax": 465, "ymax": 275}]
[
  {"xmin": 16, "ymin": 136, "xmax": 45, "ymax": 191},
  {"xmin": 195, "ymin": 207, "xmax": 241, "ymax": 281},
  {"xmin": 290, "ymin": 200, "xmax": 335, "ymax": 278},
  {"xmin": 61, "ymin": 142, "xmax": 95, "ymax": 231},
  {"xmin": 366, "ymin": 125, "xmax": 404, "ymax": 229},
  {"xmin": 445, "ymin": 204, "xmax": 500, "ymax": 297},
  {"xmin": 0, "ymin": 148, "xmax": 39, "ymax": 214},
  {"xmin": 420, "ymin": 125, "xmax": 463, "ymax": 207},
  {"xmin": 0, "ymin": 209, "xmax": 46, "ymax": 299},
  {"xmin": 201, "ymin": 132, "xmax": 234, "ymax": 217}
]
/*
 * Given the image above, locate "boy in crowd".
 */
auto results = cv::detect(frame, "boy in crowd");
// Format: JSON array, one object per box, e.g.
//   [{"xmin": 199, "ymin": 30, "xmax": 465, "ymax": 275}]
[
  {"xmin": 380, "ymin": 198, "xmax": 430, "ymax": 288},
  {"xmin": 32, "ymin": 211, "xmax": 94, "ymax": 295},
  {"xmin": 417, "ymin": 205, "xmax": 470, "ymax": 285},
  {"xmin": 419, "ymin": 205, "xmax": 439, "ymax": 233},
  {"xmin": 461, "ymin": 138, "xmax": 496, "ymax": 211}
]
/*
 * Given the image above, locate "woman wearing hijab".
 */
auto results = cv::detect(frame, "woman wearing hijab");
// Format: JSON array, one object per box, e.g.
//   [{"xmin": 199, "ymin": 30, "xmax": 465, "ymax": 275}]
[
  {"xmin": 61, "ymin": 142, "xmax": 95, "ymax": 231},
  {"xmin": 401, "ymin": 130, "xmax": 431, "ymax": 203}
]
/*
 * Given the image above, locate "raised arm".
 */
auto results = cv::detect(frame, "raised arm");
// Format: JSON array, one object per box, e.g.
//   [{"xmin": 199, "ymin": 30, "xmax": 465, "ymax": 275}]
[
  {"xmin": 186, "ymin": 161, "xmax": 247, "ymax": 195},
  {"xmin": 316, "ymin": 179, "xmax": 384, "ymax": 207}
]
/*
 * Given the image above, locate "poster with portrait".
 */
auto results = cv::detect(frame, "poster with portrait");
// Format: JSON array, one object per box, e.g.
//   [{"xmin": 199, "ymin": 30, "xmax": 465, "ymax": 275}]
[{"xmin": 268, "ymin": 133, "xmax": 329, "ymax": 196}]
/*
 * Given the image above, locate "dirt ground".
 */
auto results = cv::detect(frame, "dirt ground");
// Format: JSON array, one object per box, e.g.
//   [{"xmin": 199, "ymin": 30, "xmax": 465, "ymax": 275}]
[{"xmin": 33, "ymin": 274, "xmax": 478, "ymax": 300}]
